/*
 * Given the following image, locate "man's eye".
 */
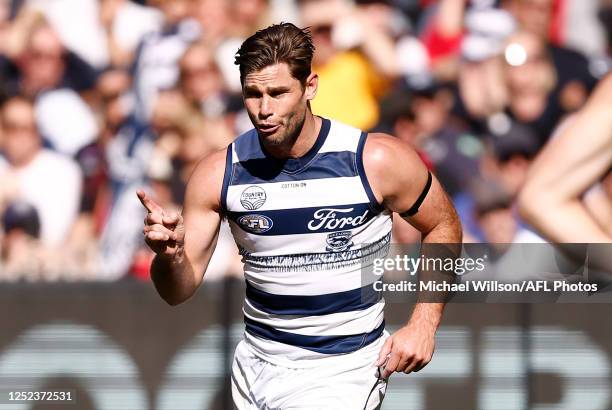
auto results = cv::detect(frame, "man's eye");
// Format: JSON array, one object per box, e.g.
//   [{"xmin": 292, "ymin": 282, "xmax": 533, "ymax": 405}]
[{"xmin": 271, "ymin": 91, "xmax": 286, "ymax": 97}]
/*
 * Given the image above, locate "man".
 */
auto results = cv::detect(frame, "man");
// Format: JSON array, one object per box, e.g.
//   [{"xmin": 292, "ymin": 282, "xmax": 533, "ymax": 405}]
[
  {"xmin": 131, "ymin": 0, "xmax": 200, "ymax": 120},
  {"xmin": 519, "ymin": 74, "xmax": 612, "ymax": 243},
  {"xmin": 0, "ymin": 22, "xmax": 99, "ymax": 157},
  {"xmin": 178, "ymin": 41, "xmax": 227, "ymax": 116},
  {"xmin": 138, "ymin": 23, "xmax": 461, "ymax": 409},
  {"xmin": 0, "ymin": 96, "xmax": 82, "ymax": 248}
]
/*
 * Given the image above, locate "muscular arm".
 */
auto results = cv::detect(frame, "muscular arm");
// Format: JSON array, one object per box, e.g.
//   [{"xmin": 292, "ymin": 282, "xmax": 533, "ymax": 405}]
[
  {"xmin": 364, "ymin": 133, "xmax": 462, "ymax": 376},
  {"xmin": 518, "ymin": 75, "xmax": 612, "ymax": 243},
  {"xmin": 147, "ymin": 148, "xmax": 227, "ymax": 305}
]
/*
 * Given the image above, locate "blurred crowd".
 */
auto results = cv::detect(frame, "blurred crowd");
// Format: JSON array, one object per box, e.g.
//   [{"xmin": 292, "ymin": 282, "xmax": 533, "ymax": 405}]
[{"xmin": 0, "ymin": 0, "xmax": 610, "ymax": 282}]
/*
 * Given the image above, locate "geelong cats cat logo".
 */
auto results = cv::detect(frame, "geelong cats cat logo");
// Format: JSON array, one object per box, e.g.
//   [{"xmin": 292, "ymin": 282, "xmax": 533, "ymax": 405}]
[
  {"xmin": 326, "ymin": 231, "xmax": 354, "ymax": 252},
  {"xmin": 240, "ymin": 186, "xmax": 266, "ymax": 210}
]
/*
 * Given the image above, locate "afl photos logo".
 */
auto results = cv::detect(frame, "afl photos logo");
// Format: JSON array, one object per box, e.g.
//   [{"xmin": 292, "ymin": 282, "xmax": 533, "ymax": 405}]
[{"xmin": 240, "ymin": 186, "xmax": 266, "ymax": 210}]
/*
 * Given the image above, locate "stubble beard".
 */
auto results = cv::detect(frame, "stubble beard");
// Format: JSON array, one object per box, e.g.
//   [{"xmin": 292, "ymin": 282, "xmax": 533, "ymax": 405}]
[{"xmin": 260, "ymin": 108, "xmax": 306, "ymax": 150}]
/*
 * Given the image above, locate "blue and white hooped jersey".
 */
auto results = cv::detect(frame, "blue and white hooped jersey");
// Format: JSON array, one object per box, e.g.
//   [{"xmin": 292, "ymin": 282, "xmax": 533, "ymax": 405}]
[{"xmin": 221, "ymin": 117, "xmax": 392, "ymax": 366}]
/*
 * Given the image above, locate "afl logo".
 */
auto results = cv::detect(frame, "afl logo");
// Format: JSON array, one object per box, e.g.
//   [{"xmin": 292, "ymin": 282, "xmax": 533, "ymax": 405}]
[
  {"xmin": 240, "ymin": 186, "xmax": 266, "ymax": 210},
  {"xmin": 238, "ymin": 214, "xmax": 273, "ymax": 234}
]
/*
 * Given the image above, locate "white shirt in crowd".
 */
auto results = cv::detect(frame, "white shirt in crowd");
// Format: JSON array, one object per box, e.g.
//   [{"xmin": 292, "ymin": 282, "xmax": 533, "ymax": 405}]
[
  {"xmin": 35, "ymin": 89, "xmax": 98, "ymax": 157},
  {"xmin": 27, "ymin": 0, "xmax": 163, "ymax": 69},
  {"xmin": 0, "ymin": 149, "xmax": 82, "ymax": 247}
]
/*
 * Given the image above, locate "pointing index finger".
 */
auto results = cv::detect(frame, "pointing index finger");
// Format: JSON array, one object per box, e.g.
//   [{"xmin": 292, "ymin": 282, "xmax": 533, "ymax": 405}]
[{"xmin": 136, "ymin": 190, "xmax": 163, "ymax": 214}]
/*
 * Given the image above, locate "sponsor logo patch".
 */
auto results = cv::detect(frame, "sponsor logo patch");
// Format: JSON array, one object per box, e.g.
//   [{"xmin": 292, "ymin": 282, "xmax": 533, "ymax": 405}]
[
  {"xmin": 238, "ymin": 214, "xmax": 273, "ymax": 233},
  {"xmin": 307, "ymin": 207, "xmax": 369, "ymax": 231},
  {"xmin": 240, "ymin": 186, "xmax": 266, "ymax": 210},
  {"xmin": 326, "ymin": 231, "xmax": 354, "ymax": 252}
]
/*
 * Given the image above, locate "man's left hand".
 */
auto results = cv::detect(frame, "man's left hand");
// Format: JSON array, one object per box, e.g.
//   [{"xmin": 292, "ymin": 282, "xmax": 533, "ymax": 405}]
[{"xmin": 375, "ymin": 321, "xmax": 436, "ymax": 379}]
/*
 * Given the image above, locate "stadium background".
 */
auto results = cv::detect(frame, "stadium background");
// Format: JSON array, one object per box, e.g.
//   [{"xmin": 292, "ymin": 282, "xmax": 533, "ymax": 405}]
[{"xmin": 0, "ymin": 0, "xmax": 611, "ymax": 409}]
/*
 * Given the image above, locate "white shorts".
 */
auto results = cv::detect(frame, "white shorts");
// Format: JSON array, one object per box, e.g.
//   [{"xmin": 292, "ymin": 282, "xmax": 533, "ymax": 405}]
[{"xmin": 231, "ymin": 333, "xmax": 389, "ymax": 410}]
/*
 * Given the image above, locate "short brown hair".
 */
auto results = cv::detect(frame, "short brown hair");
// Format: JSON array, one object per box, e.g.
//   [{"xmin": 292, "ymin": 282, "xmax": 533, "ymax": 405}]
[{"xmin": 234, "ymin": 23, "xmax": 315, "ymax": 87}]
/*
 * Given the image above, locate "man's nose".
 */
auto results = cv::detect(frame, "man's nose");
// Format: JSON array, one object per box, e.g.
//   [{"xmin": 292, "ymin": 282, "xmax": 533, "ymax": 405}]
[{"xmin": 259, "ymin": 95, "xmax": 273, "ymax": 118}]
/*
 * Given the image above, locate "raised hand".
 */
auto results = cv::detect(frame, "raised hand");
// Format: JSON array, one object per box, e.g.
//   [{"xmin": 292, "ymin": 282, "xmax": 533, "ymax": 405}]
[
  {"xmin": 137, "ymin": 190, "xmax": 185, "ymax": 259},
  {"xmin": 100, "ymin": 0, "xmax": 122, "ymax": 29}
]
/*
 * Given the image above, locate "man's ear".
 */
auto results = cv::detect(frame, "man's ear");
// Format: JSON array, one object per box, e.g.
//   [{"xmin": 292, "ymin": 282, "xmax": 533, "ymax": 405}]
[{"xmin": 304, "ymin": 72, "xmax": 318, "ymax": 101}]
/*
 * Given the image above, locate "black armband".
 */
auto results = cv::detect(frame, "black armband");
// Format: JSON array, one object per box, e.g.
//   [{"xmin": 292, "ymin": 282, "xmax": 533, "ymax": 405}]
[{"xmin": 399, "ymin": 171, "xmax": 432, "ymax": 217}]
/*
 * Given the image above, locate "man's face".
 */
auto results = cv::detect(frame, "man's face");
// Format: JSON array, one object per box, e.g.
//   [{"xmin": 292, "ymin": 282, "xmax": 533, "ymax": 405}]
[
  {"xmin": 508, "ymin": 0, "xmax": 552, "ymax": 39},
  {"xmin": 97, "ymin": 69, "xmax": 131, "ymax": 129},
  {"xmin": 180, "ymin": 46, "xmax": 221, "ymax": 102},
  {"xmin": 22, "ymin": 26, "xmax": 65, "ymax": 91},
  {"xmin": 242, "ymin": 63, "xmax": 317, "ymax": 147},
  {"xmin": 505, "ymin": 32, "xmax": 551, "ymax": 94},
  {"xmin": 478, "ymin": 207, "xmax": 517, "ymax": 245},
  {"xmin": 233, "ymin": 0, "xmax": 268, "ymax": 25},
  {"xmin": 1, "ymin": 100, "xmax": 41, "ymax": 166},
  {"xmin": 0, "ymin": 0, "xmax": 10, "ymax": 26},
  {"xmin": 154, "ymin": 0, "xmax": 194, "ymax": 25}
]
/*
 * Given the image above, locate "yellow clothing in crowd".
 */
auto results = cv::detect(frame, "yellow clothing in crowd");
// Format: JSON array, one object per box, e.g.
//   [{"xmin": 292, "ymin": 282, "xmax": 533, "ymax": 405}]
[{"xmin": 312, "ymin": 51, "xmax": 388, "ymax": 131}]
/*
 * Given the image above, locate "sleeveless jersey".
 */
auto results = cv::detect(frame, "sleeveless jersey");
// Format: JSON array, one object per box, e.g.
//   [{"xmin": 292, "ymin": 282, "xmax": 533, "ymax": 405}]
[{"xmin": 221, "ymin": 117, "xmax": 392, "ymax": 366}]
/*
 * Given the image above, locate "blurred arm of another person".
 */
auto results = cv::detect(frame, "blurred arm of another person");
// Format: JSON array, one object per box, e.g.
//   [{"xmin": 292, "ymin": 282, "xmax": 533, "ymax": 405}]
[
  {"xmin": 100, "ymin": 0, "xmax": 132, "ymax": 67},
  {"xmin": 137, "ymin": 148, "xmax": 226, "ymax": 305},
  {"xmin": 420, "ymin": 0, "xmax": 468, "ymax": 77},
  {"xmin": 348, "ymin": 6, "xmax": 402, "ymax": 80},
  {"xmin": 99, "ymin": 0, "xmax": 162, "ymax": 68},
  {"xmin": 431, "ymin": 0, "xmax": 467, "ymax": 39},
  {"xmin": 518, "ymin": 75, "xmax": 612, "ymax": 243},
  {"xmin": 303, "ymin": 0, "xmax": 401, "ymax": 80},
  {"xmin": 584, "ymin": 173, "xmax": 612, "ymax": 237},
  {"xmin": 1, "ymin": 6, "xmax": 43, "ymax": 58}
]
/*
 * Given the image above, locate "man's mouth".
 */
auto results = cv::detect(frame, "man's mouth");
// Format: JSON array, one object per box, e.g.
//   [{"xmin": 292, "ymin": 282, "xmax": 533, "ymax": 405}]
[{"xmin": 258, "ymin": 124, "xmax": 280, "ymax": 134}]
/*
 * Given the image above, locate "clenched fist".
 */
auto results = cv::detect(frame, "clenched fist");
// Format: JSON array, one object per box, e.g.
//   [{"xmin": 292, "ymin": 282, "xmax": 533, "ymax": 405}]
[
  {"xmin": 137, "ymin": 190, "xmax": 185, "ymax": 259},
  {"xmin": 376, "ymin": 320, "xmax": 435, "ymax": 379}
]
